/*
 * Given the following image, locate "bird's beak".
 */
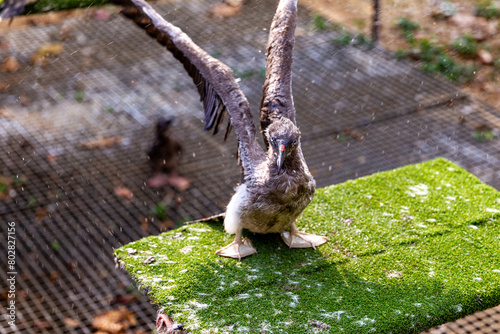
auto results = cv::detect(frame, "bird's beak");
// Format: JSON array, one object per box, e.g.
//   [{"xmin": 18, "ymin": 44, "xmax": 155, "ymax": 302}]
[{"xmin": 277, "ymin": 140, "xmax": 288, "ymax": 174}]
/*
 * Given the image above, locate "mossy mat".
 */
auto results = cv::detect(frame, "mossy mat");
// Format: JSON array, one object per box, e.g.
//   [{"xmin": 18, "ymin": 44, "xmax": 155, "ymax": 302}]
[{"xmin": 114, "ymin": 158, "xmax": 500, "ymax": 333}]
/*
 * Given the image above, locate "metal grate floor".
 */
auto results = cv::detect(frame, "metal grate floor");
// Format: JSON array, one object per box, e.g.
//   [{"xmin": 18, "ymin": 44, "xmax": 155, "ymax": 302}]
[{"xmin": 0, "ymin": 0, "xmax": 499, "ymax": 333}]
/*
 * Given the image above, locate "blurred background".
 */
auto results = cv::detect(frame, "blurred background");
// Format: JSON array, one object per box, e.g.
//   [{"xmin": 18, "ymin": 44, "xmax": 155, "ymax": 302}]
[{"xmin": 1, "ymin": 0, "xmax": 499, "ymax": 333}]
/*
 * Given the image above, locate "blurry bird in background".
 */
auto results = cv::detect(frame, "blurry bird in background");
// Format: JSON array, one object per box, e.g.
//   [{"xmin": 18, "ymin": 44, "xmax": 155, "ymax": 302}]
[
  {"xmin": 0, "ymin": 0, "xmax": 28, "ymax": 21},
  {"xmin": 147, "ymin": 117, "xmax": 190, "ymax": 191}
]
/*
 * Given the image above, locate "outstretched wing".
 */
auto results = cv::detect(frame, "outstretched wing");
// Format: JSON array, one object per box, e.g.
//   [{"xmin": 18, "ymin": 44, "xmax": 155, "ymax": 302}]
[
  {"xmin": 113, "ymin": 0, "xmax": 265, "ymax": 172},
  {"xmin": 259, "ymin": 0, "xmax": 298, "ymax": 147},
  {"xmin": 0, "ymin": 0, "xmax": 27, "ymax": 21}
]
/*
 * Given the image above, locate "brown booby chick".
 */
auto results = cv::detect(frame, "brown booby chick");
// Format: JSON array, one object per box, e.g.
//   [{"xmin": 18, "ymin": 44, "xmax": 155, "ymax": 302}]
[
  {"xmin": 147, "ymin": 117, "xmax": 190, "ymax": 191},
  {"xmin": 113, "ymin": 0, "xmax": 328, "ymax": 259}
]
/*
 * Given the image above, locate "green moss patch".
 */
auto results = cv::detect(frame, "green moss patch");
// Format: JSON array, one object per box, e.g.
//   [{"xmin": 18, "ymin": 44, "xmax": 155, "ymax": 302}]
[{"xmin": 114, "ymin": 158, "xmax": 500, "ymax": 333}]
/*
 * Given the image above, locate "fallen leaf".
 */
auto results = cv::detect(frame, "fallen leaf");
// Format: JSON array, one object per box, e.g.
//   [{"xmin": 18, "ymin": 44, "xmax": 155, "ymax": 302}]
[
  {"xmin": 79, "ymin": 136, "xmax": 123, "ymax": 149},
  {"xmin": 64, "ymin": 317, "xmax": 81, "ymax": 328},
  {"xmin": 46, "ymin": 153, "xmax": 57, "ymax": 163},
  {"xmin": 92, "ymin": 306, "xmax": 136, "ymax": 334},
  {"xmin": 142, "ymin": 256, "xmax": 155, "ymax": 265},
  {"xmin": 49, "ymin": 271, "xmax": 59, "ymax": 282},
  {"xmin": 1, "ymin": 56, "xmax": 21, "ymax": 73},
  {"xmin": 35, "ymin": 320, "xmax": 51, "ymax": 329},
  {"xmin": 0, "ymin": 80, "xmax": 9, "ymax": 92},
  {"xmin": 19, "ymin": 92, "xmax": 30, "ymax": 107},
  {"xmin": 114, "ymin": 187, "xmax": 133, "ymax": 201},
  {"xmin": 31, "ymin": 42, "xmax": 64, "ymax": 66},
  {"xmin": 35, "ymin": 207, "xmax": 50, "ymax": 222},
  {"xmin": 0, "ymin": 108, "xmax": 15, "ymax": 119},
  {"xmin": 208, "ymin": 3, "xmax": 242, "ymax": 18},
  {"xmin": 68, "ymin": 261, "xmax": 78, "ymax": 271}
]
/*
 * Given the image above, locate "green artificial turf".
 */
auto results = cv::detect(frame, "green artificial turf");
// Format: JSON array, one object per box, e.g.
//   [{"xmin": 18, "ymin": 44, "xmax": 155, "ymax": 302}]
[{"xmin": 114, "ymin": 158, "xmax": 500, "ymax": 333}]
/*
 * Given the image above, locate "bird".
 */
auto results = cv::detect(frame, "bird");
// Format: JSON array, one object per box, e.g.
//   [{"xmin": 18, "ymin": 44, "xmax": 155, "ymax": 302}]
[
  {"xmin": 147, "ymin": 117, "xmax": 190, "ymax": 191},
  {"xmin": 113, "ymin": 0, "xmax": 328, "ymax": 259},
  {"xmin": 0, "ymin": 0, "xmax": 28, "ymax": 22}
]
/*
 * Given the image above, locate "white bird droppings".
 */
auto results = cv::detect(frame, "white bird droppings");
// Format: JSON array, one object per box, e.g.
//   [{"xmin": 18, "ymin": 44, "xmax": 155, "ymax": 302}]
[{"xmin": 407, "ymin": 184, "xmax": 429, "ymax": 197}]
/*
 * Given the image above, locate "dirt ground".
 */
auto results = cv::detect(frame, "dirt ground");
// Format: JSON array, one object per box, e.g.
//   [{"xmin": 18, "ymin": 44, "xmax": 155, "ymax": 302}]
[{"xmin": 301, "ymin": 0, "xmax": 500, "ymax": 109}]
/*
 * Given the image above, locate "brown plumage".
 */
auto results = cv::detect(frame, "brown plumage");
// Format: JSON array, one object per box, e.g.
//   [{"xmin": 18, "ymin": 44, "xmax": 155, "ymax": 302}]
[
  {"xmin": 113, "ymin": 0, "xmax": 328, "ymax": 259},
  {"xmin": 148, "ymin": 118, "xmax": 182, "ymax": 175}
]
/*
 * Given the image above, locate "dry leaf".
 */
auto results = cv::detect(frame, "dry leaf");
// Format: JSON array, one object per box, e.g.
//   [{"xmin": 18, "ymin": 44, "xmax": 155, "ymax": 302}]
[
  {"xmin": 1, "ymin": 57, "xmax": 21, "ymax": 73},
  {"xmin": 64, "ymin": 317, "xmax": 81, "ymax": 328},
  {"xmin": 114, "ymin": 187, "xmax": 133, "ymax": 201},
  {"xmin": 0, "ymin": 108, "xmax": 15, "ymax": 119},
  {"xmin": 46, "ymin": 153, "xmax": 57, "ymax": 163},
  {"xmin": 142, "ymin": 256, "xmax": 155, "ymax": 265},
  {"xmin": 49, "ymin": 271, "xmax": 59, "ymax": 282},
  {"xmin": 79, "ymin": 136, "xmax": 123, "ymax": 149},
  {"xmin": 92, "ymin": 306, "xmax": 136, "ymax": 334},
  {"xmin": 208, "ymin": 3, "xmax": 242, "ymax": 18},
  {"xmin": 19, "ymin": 92, "xmax": 30, "ymax": 107},
  {"xmin": 35, "ymin": 320, "xmax": 51, "ymax": 329},
  {"xmin": 31, "ymin": 42, "xmax": 64, "ymax": 66},
  {"xmin": 35, "ymin": 208, "xmax": 50, "ymax": 222},
  {"xmin": 0, "ymin": 80, "xmax": 9, "ymax": 92}
]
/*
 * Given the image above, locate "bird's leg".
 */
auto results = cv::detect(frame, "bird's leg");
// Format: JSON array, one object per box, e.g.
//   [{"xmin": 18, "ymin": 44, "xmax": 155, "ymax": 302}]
[
  {"xmin": 215, "ymin": 229, "xmax": 257, "ymax": 260},
  {"xmin": 281, "ymin": 223, "xmax": 328, "ymax": 249}
]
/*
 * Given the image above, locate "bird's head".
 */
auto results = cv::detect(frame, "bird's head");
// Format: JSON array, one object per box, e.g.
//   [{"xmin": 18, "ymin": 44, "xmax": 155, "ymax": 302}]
[{"xmin": 265, "ymin": 117, "xmax": 301, "ymax": 174}]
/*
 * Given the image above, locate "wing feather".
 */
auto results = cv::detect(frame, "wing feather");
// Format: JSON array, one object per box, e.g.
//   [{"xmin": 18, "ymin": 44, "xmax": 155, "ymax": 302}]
[
  {"xmin": 114, "ymin": 0, "xmax": 265, "ymax": 172},
  {"xmin": 259, "ymin": 0, "xmax": 298, "ymax": 147}
]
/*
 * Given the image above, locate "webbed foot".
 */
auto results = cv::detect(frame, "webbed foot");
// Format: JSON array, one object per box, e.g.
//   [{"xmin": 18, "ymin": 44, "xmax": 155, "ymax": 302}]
[
  {"xmin": 281, "ymin": 225, "xmax": 328, "ymax": 249},
  {"xmin": 215, "ymin": 237, "xmax": 257, "ymax": 260}
]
